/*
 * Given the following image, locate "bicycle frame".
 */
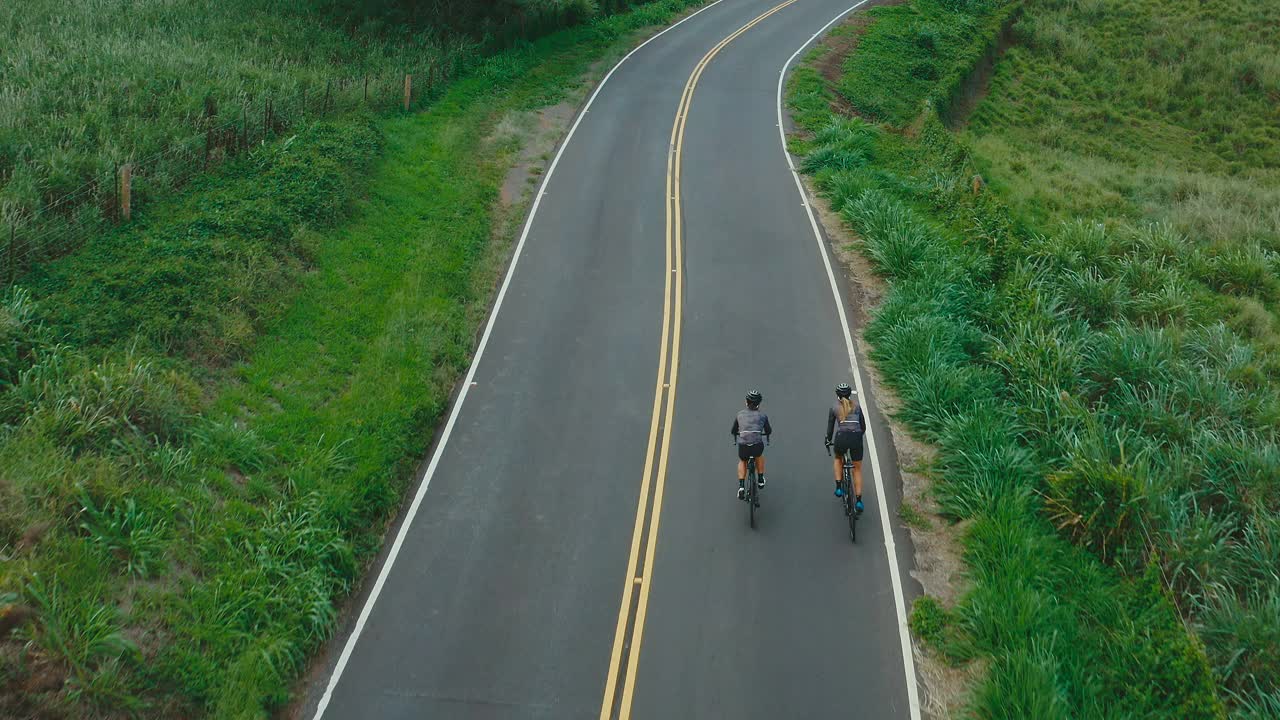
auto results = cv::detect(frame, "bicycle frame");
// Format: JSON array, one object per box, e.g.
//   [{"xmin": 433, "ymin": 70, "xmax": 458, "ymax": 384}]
[
  {"xmin": 829, "ymin": 442, "xmax": 858, "ymax": 543},
  {"xmin": 735, "ymin": 433, "xmax": 767, "ymax": 529}
]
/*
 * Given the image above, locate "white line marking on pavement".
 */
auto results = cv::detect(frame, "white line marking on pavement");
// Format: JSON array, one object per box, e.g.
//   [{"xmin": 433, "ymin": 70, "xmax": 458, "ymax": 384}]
[
  {"xmin": 311, "ymin": 2, "xmax": 726, "ymax": 716},
  {"xmin": 774, "ymin": 5, "xmax": 922, "ymax": 719}
]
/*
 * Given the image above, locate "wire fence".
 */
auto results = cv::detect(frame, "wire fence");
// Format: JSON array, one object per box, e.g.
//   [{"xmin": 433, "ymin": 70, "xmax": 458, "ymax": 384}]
[{"xmin": 1, "ymin": 0, "xmax": 644, "ymax": 286}]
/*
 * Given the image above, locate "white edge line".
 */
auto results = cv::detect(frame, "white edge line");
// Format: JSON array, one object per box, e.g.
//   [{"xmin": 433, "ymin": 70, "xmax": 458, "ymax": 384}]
[
  {"xmin": 774, "ymin": 5, "xmax": 923, "ymax": 720},
  {"xmin": 311, "ymin": 2, "xmax": 726, "ymax": 716}
]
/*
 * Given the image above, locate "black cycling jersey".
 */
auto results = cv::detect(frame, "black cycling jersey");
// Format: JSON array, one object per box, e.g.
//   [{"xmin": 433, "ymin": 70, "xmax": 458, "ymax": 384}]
[{"xmin": 826, "ymin": 404, "xmax": 865, "ymax": 443}]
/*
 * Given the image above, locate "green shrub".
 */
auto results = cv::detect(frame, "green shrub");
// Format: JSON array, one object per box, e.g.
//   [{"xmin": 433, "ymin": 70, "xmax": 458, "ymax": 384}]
[
  {"xmin": 910, "ymin": 60, "xmax": 940, "ymax": 81},
  {"xmin": 1202, "ymin": 245, "xmax": 1279, "ymax": 300},
  {"xmin": 1200, "ymin": 587, "xmax": 1280, "ymax": 700},
  {"xmin": 24, "ymin": 570, "xmax": 140, "ymax": 698},
  {"xmin": 76, "ymin": 489, "xmax": 169, "ymax": 578},
  {"xmin": 935, "ymin": 406, "xmax": 1037, "ymax": 518},
  {"xmin": 969, "ymin": 640, "xmax": 1071, "ymax": 720},
  {"xmin": 1109, "ymin": 566, "xmax": 1227, "ymax": 719},
  {"xmin": 915, "ymin": 26, "xmax": 939, "ymax": 49},
  {"xmin": 11, "ymin": 347, "xmax": 187, "ymax": 455},
  {"xmin": 1044, "ymin": 456, "xmax": 1148, "ymax": 566},
  {"xmin": 909, "ymin": 593, "xmax": 975, "ymax": 664}
]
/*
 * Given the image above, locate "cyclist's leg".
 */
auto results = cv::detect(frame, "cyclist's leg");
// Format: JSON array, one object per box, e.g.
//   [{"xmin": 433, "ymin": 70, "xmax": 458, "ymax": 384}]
[
  {"xmin": 850, "ymin": 432, "xmax": 866, "ymax": 511},
  {"xmin": 833, "ymin": 433, "xmax": 851, "ymax": 494},
  {"xmin": 736, "ymin": 445, "xmax": 748, "ymax": 498},
  {"xmin": 742, "ymin": 444, "xmax": 764, "ymax": 487},
  {"xmin": 854, "ymin": 432, "xmax": 866, "ymax": 494}
]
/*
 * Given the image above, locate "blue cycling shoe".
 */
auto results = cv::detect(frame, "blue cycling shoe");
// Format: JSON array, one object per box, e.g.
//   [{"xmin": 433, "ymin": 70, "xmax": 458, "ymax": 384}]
[
  {"xmin": 834, "ymin": 486, "xmax": 844, "ymax": 498},
  {"xmin": 855, "ymin": 499, "xmax": 865, "ymax": 514}
]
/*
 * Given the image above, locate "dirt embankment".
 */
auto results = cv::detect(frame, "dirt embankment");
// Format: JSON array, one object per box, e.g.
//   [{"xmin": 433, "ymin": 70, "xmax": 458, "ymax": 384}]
[{"xmin": 939, "ymin": 17, "xmax": 1020, "ymax": 129}]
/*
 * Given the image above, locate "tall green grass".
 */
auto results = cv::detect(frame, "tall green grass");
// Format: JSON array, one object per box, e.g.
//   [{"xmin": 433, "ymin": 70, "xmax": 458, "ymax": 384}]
[
  {"xmin": 966, "ymin": 0, "xmax": 1280, "ymax": 339},
  {"xmin": 0, "ymin": 1, "xmax": 707, "ymax": 716},
  {"xmin": 789, "ymin": 0, "xmax": 1280, "ymax": 715},
  {"xmin": 0, "ymin": 0, "xmax": 616, "ymax": 277},
  {"xmin": 835, "ymin": 0, "xmax": 1020, "ymax": 126}
]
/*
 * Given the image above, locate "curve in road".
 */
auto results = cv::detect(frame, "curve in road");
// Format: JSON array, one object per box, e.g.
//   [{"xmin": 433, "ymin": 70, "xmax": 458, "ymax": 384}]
[{"xmin": 308, "ymin": 1, "xmax": 920, "ymax": 718}]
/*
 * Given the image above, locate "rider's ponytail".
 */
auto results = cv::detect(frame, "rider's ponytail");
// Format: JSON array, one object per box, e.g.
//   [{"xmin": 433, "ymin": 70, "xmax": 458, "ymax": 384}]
[{"xmin": 837, "ymin": 396, "xmax": 853, "ymax": 422}]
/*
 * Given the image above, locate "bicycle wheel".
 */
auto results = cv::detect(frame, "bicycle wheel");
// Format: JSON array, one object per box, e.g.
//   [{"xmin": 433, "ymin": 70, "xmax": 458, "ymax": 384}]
[
  {"xmin": 748, "ymin": 461, "xmax": 757, "ymax": 529},
  {"xmin": 844, "ymin": 466, "xmax": 857, "ymax": 543}
]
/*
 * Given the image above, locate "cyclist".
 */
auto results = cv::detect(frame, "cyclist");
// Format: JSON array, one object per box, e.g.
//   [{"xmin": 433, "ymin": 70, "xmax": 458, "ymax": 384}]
[
  {"xmin": 825, "ymin": 382, "xmax": 865, "ymax": 514},
  {"xmin": 731, "ymin": 390, "xmax": 772, "ymax": 500}
]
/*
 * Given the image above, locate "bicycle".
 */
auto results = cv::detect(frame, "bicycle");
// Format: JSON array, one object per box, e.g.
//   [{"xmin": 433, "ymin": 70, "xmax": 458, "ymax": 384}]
[
  {"xmin": 736, "ymin": 436, "xmax": 768, "ymax": 529},
  {"xmin": 827, "ymin": 440, "xmax": 858, "ymax": 542}
]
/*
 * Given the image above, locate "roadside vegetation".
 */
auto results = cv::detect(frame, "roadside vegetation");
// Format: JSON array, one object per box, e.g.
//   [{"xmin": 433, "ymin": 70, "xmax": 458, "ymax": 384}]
[
  {"xmin": 0, "ymin": 0, "xmax": 601, "ymax": 274},
  {"xmin": 0, "ymin": 1, "xmax": 706, "ymax": 716},
  {"xmin": 789, "ymin": 0, "xmax": 1279, "ymax": 716}
]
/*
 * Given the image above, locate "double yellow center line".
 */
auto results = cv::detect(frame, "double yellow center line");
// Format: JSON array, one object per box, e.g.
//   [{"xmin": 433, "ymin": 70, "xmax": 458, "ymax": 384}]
[{"xmin": 597, "ymin": 2, "xmax": 800, "ymax": 718}]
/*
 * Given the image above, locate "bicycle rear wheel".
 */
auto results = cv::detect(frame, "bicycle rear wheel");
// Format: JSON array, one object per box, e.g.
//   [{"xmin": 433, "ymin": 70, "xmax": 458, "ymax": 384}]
[
  {"xmin": 844, "ymin": 466, "xmax": 857, "ymax": 543},
  {"xmin": 748, "ymin": 460, "xmax": 757, "ymax": 529}
]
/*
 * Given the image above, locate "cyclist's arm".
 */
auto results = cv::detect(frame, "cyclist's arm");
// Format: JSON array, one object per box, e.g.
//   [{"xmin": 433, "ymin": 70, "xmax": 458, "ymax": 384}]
[
  {"xmin": 731, "ymin": 418, "xmax": 739, "ymax": 437},
  {"xmin": 825, "ymin": 407, "xmax": 836, "ymax": 443},
  {"xmin": 763, "ymin": 417, "xmax": 773, "ymax": 437}
]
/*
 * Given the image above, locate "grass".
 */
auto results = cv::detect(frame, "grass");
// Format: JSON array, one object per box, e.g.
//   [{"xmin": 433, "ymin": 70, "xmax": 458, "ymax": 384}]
[
  {"xmin": 898, "ymin": 500, "xmax": 933, "ymax": 530},
  {"xmin": 965, "ymin": 0, "xmax": 1280, "ymax": 348},
  {"xmin": 0, "ymin": 0, "xmax": 708, "ymax": 716},
  {"xmin": 789, "ymin": 0, "xmax": 1279, "ymax": 715},
  {"xmin": 909, "ymin": 594, "xmax": 963, "ymax": 660},
  {"xmin": 836, "ymin": 0, "xmax": 1021, "ymax": 126},
  {"xmin": 0, "ymin": 0, "xmax": 612, "ymax": 274}
]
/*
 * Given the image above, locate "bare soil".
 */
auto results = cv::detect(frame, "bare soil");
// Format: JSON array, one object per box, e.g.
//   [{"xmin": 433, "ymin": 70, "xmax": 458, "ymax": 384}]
[{"xmin": 495, "ymin": 101, "xmax": 577, "ymax": 211}]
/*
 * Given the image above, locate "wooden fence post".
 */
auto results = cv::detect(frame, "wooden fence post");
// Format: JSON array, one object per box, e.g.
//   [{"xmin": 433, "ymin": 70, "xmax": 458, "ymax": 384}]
[
  {"xmin": 120, "ymin": 165, "xmax": 132, "ymax": 221},
  {"xmin": 403, "ymin": 74, "xmax": 412, "ymax": 111},
  {"xmin": 363, "ymin": 75, "xmax": 369, "ymax": 104}
]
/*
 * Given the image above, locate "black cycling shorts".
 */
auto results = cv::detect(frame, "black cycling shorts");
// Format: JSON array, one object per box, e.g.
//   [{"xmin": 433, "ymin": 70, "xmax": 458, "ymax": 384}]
[
  {"xmin": 834, "ymin": 431, "xmax": 864, "ymax": 462},
  {"xmin": 738, "ymin": 442, "xmax": 765, "ymax": 460}
]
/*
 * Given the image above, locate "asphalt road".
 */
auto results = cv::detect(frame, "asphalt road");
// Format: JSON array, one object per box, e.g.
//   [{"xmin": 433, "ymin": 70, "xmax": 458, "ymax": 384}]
[{"xmin": 306, "ymin": 1, "xmax": 920, "ymax": 717}]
